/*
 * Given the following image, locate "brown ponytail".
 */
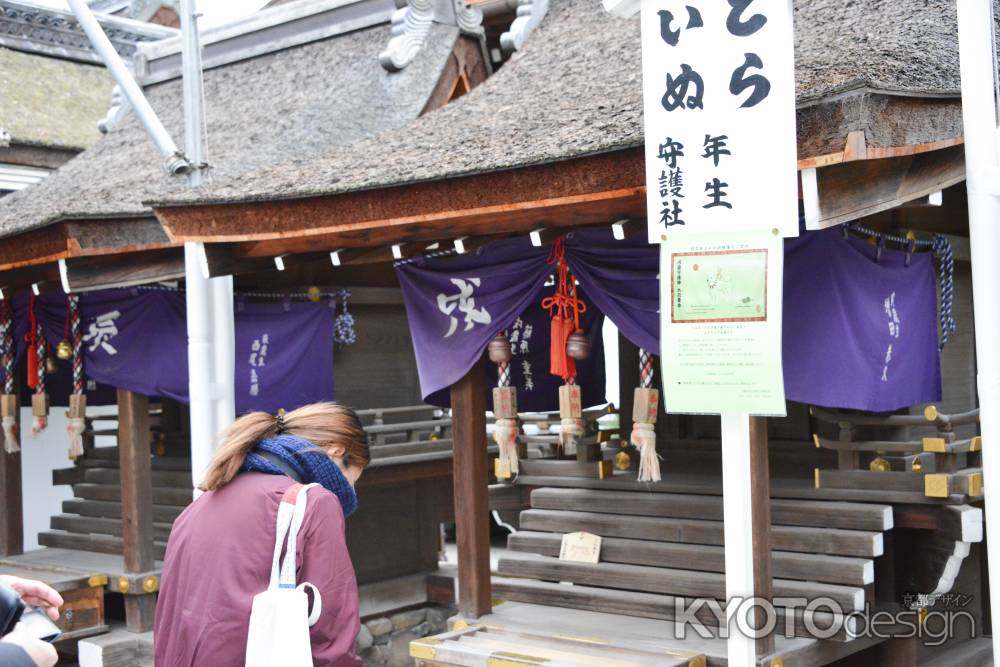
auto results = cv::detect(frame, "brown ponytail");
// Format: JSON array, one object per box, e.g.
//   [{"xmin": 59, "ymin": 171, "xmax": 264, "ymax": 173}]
[{"xmin": 199, "ymin": 402, "xmax": 369, "ymax": 492}]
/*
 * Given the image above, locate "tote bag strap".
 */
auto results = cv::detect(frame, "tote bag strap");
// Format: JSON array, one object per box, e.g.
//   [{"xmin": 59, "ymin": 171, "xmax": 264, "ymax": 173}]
[
  {"xmin": 267, "ymin": 484, "xmax": 302, "ymax": 590},
  {"xmin": 278, "ymin": 483, "xmax": 319, "ymax": 589}
]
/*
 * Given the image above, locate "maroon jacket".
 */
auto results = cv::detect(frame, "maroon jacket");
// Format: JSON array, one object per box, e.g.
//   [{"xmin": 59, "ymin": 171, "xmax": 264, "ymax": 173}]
[{"xmin": 154, "ymin": 472, "xmax": 362, "ymax": 667}]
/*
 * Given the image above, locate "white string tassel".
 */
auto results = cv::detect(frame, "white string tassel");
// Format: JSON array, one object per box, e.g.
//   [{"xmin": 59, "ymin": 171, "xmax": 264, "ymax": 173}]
[
  {"xmin": 493, "ymin": 418, "xmax": 520, "ymax": 475},
  {"xmin": 559, "ymin": 418, "xmax": 583, "ymax": 450},
  {"xmin": 32, "ymin": 415, "xmax": 47, "ymax": 438},
  {"xmin": 2, "ymin": 415, "xmax": 18, "ymax": 453},
  {"xmin": 632, "ymin": 421, "xmax": 661, "ymax": 483},
  {"xmin": 68, "ymin": 417, "xmax": 86, "ymax": 459}
]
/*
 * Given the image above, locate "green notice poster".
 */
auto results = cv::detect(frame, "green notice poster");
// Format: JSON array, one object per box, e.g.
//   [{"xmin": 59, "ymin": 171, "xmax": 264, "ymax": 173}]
[{"xmin": 660, "ymin": 230, "xmax": 786, "ymax": 416}]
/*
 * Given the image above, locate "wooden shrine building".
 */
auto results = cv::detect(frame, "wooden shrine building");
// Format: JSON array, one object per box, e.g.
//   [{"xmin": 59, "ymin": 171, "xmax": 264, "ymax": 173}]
[
  {"xmin": 0, "ymin": 0, "xmax": 992, "ymax": 665},
  {"xmin": 0, "ymin": 0, "xmax": 493, "ymax": 661},
  {"xmin": 153, "ymin": 0, "xmax": 989, "ymax": 665}
]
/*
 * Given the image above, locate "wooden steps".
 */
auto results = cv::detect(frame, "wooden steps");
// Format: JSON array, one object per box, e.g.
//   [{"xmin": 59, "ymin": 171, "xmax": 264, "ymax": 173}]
[
  {"xmin": 496, "ymin": 554, "xmax": 866, "ymax": 611},
  {"xmin": 497, "ymin": 485, "xmax": 894, "ymax": 640},
  {"xmin": 519, "ymin": 508, "xmax": 883, "ymax": 557},
  {"xmin": 508, "ymin": 530, "xmax": 874, "ymax": 586},
  {"xmin": 48, "ymin": 445, "xmax": 190, "ymax": 564},
  {"xmin": 38, "ymin": 530, "xmax": 168, "ymax": 561},
  {"xmin": 71, "ymin": 483, "xmax": 190, "ymax": 507},
  {"xmin": 490, "ymin": 578, "xmax": 858, "ymax": 642},
  {"xmin": 50, "ymin": 514, "xmax": 173, "ymax": 543},
  {"xmin": 529, "ymin": 487, "xmax": 893, "ymax": 531},
  {"xmin": 63, "ymin": 499, "xmax": 184, "ymax": 524}
]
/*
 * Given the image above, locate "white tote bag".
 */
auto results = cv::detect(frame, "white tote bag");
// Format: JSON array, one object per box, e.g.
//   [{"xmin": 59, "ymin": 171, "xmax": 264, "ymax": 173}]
[{"xmin": 246, "ymin": 483, "xmax": 323, "ymax": 667}]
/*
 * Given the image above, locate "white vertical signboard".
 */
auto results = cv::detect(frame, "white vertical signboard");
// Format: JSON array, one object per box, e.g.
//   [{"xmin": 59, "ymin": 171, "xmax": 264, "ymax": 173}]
[
  {"xmin": 641, "ymin": 0, "xmax": 799, "ymax": 240},
  {"xmin": 633, "ymin": 3, "xmax": 799, "ymax": 666}
]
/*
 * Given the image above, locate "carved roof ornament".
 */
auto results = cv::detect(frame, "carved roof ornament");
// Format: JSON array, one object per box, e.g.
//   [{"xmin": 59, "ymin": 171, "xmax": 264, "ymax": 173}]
[
  {"xmin": 499, "ymin": 0, "xmax": 548, "ymax": 52},
  {"xmin": 98, "ymin": 85, "xmax": 133, "ymax": 134},
  {"xmin": 379, "ymin": 0, "xmax": 483, "ymax": 72},
  {"xmin": 0, "ymin": 0, "xmax": 172, "ymax": 64}
]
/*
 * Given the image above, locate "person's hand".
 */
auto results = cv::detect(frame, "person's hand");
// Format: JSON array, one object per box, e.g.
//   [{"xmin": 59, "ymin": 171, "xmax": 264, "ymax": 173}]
[
  {"xmin": 0, "ymin": 576, "xmax": 62, "ymax": 621},
  {"xmin": 1, "ymin": 623, "xmax": 58, "ymax": 667}
]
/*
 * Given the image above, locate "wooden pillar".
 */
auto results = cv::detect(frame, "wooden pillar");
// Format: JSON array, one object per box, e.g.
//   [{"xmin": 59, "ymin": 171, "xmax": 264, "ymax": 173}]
[
  {"xmin": 450, "ymin": 358, "xmax": 491, "ymax": 618},
  {"xmin": 117, "ymin": 389, "xmax": 156, "ymax": 632},
  {"xmin": 749, "ymin": 416, "xmax": 774, "ymax": 657},
  {"xmin": 0, "ymin": 392, "xmax": 21, "ymax": 556}
]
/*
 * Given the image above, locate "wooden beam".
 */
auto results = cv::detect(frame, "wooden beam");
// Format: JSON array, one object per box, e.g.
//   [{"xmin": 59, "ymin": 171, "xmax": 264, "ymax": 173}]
[
  {"xmin": 61, "ymin": 248, "xmax": 185, "ymax": 292},
  {"xmin": 750, "ymin": 415, "xmax": 774, "ymax": 657},
  {"xmin": 810, "ymin": 145, "xmax": 966, "ymax": 229},
  {"xmin": 155, "ymin": 149, "xmax": 646, "ymax": 246},
  {"xmin": 117, "ymin": 389, "xmax": 155, "ymax": 633},
  {"xmin": 0, "ymin": 217, "xmax": 176, "ymax": 272},
  {"xmin": 450, "ymin": 357, "xmax": 491, "ymax": 618},
  {"xmin": 421, "ymin": 35, "xmax": 490, "ymax": 115},
  {"xmin": 0, "ymin": 390, "xmax": 21, "ymax": 556}
]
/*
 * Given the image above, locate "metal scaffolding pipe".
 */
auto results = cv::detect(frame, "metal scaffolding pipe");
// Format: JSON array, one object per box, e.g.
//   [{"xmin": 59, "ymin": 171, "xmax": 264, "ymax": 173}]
[{"xmin": 66, "ymin": 0, "xmax": 189, "ymax": 175}]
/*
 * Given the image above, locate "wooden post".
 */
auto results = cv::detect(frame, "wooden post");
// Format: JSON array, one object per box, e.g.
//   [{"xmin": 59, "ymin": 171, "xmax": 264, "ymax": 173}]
[
  {"xmin": 749, "ymin": 416, "xmax": 774, "ymax": 657},
  {"xmin": 450, "ymin": 358, "xmax": 491, "ymax": 618},
  {"xmin": 721, "ymin": 413, "xmax": 773, "ymax": 665},
  {"xmin": 117, "ymin": 389, "xmax": 156, "ymax": 632},
  {"xmin": 0, "ymin": 392, "xmax": 21, "ymax": 556}
]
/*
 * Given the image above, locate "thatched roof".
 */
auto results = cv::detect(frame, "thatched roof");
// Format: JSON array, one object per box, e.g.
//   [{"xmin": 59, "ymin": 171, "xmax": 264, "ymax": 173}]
[
  {"xmin": 0, "ymin": 47, "xmax": 113, "ymax": 150},
  {"xmin": 0, "ymin": 20, "xmax": 460, "ymax": 238},
  {"xmin": 0, "ymin": 0, "xmax": 979, "ymax": 239},
  {"xmin": 151, "ymin": 0, "xmax": 973, "ymax": 210}
]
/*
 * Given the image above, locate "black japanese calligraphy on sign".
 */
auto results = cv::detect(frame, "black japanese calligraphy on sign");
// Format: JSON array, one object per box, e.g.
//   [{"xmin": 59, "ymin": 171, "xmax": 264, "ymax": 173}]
[
  {"xmin": 660, "ymin": 199, "xmax": 685, "ymax": 226},
  {"xmin": 726, "ymin": 0, "xmax": 767, "ymax": 37},
  {"xmin": 657, "ymin": 6, "xmax": 703, "ymax": 46},
  {"xmin": 730, "ymin": 53, "xmax": 771, "ymax": 108},
  {"xmin": 657, "ymin": 137, "xmax": 685, "ymax": 168},
  {"xmin": 661, "ymin": 64, "xmax": 705, "ymax": 111},
  {"xmin": 703, "ymin": 178, "xmax": 732, "ymax": 209},
  {"xmin": 701, "ymin": 134, "xmax": 730, "ymax": 167}
]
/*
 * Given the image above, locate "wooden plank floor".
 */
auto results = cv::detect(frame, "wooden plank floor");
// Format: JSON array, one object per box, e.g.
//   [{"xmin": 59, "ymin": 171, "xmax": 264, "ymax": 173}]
[
  {"xmin": 0, "ymin": 548, "xmax": 162, "ymax": 587},
  {"xmin": 462, "ymin": 601, "xmax": 884, "ymax": 667}
]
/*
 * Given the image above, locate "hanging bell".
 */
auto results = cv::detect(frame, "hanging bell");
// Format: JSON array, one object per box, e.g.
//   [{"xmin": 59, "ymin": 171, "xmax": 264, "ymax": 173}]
[
  {"xmin": 487, "ymin": 332, "xmax": 513, "ymax": 363},
  {"xmin": 566, "ymin": 329, "xmax": 592, "ymax": 360},
  {"xmin": 56, "ymin": 339, "xmax": 73, "ymax": 360},
  {"xmin": 45, "ymin": 355, "xmax": 59, "ymax": 375}
]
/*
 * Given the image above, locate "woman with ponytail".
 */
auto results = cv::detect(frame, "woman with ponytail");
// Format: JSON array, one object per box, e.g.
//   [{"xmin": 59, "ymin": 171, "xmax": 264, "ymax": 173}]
[{"xmin": 154, "ymin": 402, "xmax": 369, "ymax": 667}]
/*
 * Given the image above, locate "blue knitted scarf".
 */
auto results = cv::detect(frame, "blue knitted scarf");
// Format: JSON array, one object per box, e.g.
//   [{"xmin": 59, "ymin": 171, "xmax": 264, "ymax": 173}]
[{"xmin": 241, "ymin": 434, "xmax": 358, "ymax": 517}]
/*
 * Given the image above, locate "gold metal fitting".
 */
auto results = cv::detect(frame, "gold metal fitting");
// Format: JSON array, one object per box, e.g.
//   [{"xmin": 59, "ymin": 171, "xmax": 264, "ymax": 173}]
[
  {"xmin": 143, "ymin": 575, "xmax": 159, "ymax": 593},
  {"xmin": 869, "ymin": 457, "xmax": 890, "ymax": 473},
  {"xmin": 117, "ymin": 576, "xmax": 130, "ymax": 593}
]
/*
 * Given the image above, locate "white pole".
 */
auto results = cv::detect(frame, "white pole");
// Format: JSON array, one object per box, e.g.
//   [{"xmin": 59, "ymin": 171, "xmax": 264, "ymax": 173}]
[
  {"xmin": 957, "ymin": 0, "xmax": 1000, "ymax": 660},
  {"xmin": 179, "ymin": 0, "xmax": 236, "ymax": 492},
  {"xmin": 720, "ymin": 412, "xmax": 757, "ymax": 667},
  {"xmin": 184, "ymin": 242, "xmax": 215, "ymax": 492},
  {"xmin": 66, "ymin": 0, "xmax": 189, "ymax": 175},
  {"xmin": 212, "ymin": 275, "xmax": 236, "ymax": 429}
]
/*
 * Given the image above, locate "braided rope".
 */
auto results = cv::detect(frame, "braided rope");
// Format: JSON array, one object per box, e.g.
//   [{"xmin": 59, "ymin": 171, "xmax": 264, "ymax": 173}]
[
  {"xmin": 1, "ymin": 301, "xmax": 12, "ymax": 395},
  {"xmin": 70, "ymin": 294, "xmax": 84, "ymax": 394},
  {"xmin": 932, "ymin": 235, "xmax": 956, "ymax": 350},
  {"xmin": 392, "ymin": 248, "xmax": 458, "ymax": 267},
  {"xmin": 498, "ymin": 359, "xmax": 510, "ymax": 387},
  {"xmin": 34, "ymin": 319, "xmax": 45, "ymax": 396},
  {"xmin": 847, "ymin": 224, "xmax": 957, "ymax": 350},
  {"xmin": 639, "ymin": 348, "xmax": 654, "ymax": 389}
]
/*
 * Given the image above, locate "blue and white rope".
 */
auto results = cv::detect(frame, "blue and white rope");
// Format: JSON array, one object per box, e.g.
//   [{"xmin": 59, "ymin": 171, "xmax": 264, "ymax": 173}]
[
  {"xmin": 847, "ymin": 224, "xmax": 956, "ymax": 350},
  {"xmin": 932, "ymin": 234, "xmax": 956, "ymax": 350},
  {"xmin": 332, "ymin": 289, "xmax": 357, "ymax": 345}
]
